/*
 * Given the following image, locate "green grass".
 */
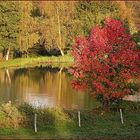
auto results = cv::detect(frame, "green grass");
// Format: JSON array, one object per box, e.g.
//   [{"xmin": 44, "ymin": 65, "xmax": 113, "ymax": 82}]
[
  {"xmin": 0, "ymin": 55, "xmax": 73, "ymax": 69},
  {"xmin": 0, "ymin": 102, "xmax": 140, "ymax": 139},
  {"xmin": 0, "ymin": 111, "xmax": 140, "ymax": 139}
]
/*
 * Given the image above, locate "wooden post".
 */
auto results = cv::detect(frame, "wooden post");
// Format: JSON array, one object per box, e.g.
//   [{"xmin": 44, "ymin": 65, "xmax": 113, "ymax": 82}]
[
  {"xmin": 34, "ymin": 113, "xmax": 37, "ymax": 133},
  {"xmin": 120, "ymin": 109, "xmax": 124, "ymax": 124},
  {"xmin": 78, "ymin": 111, "xmax": 81, "ymax": 127}
]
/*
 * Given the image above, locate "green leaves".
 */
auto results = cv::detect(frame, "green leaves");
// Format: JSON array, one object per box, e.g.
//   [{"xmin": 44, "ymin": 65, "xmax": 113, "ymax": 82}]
[{"xmin": 0, "ymin": 2, "xmax": 20, "ymax": 50}]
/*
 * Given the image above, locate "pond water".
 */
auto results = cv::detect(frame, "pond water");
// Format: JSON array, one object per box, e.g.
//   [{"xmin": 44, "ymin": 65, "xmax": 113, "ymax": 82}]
[
  {"xmin": 0, "ymin": 67, "xmax": 97, "ymax": 109},
  {"xmin": 0, "ymin": 67, "xmax": 139, "ymax": 109}
]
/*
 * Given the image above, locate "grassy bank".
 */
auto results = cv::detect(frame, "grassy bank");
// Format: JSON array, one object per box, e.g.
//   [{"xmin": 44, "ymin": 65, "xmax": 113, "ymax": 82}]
[
  {"xmin": 0, "ymin": 102, "xmax": 140, "ymax": 139},
  {"xmin": 0, "ymin": 55, "xmax": 73, "ymax": 69}
]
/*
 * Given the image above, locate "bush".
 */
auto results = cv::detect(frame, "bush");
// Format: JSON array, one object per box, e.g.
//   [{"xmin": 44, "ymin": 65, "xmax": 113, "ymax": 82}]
[
  {"xmin": 36, "ymin": 107, "xmax": 70, "ymax": 126},
  {"xmin": 19, "ymin": 103, "xmax": 71, "ymax": 128},
  {"xmin": 0, "ymin": 101, "xmax": 25, "ymax": 128}
]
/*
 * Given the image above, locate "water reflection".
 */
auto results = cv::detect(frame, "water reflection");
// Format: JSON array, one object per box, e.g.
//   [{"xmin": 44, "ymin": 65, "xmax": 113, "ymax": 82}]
[
  {"xmin": 0, "ymin": 67, "xmax": 95, "ymax": 109},
  {"xmin": 123, "ymin": 93, "xmax": 140, "ymax": 102}
]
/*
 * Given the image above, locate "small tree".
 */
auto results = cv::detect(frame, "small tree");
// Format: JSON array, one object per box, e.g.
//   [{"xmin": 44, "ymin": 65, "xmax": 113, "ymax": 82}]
[{"xmin": 69, "ymin": 18, "xmax": 140, "ymax": 106}]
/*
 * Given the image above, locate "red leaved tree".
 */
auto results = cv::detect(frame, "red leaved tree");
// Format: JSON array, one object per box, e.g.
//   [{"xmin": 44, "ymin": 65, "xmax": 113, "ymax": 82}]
[{"xmin": 69, "ymin": 18, "xmax": 140, "ymax": 105}]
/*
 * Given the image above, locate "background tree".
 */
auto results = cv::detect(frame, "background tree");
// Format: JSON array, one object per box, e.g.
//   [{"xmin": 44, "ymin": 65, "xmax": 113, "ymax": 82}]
[
  {"xmin": 73, "ymin": 1, "xmax": 120, "ymax": 36},
  {"xmin": 0, "ymin": 1, "xmax": 21, "ymax": 60},
  {"xmin": 17, "ymin": 1, "xmax": 40, "ymax": 57},
  {"xmin": 0, "ymin": 1, "xmax": 139, "ymax": 59},
  {"xmin": 35, "ymin": 1, "xmax": 77, "ymax": 56},
  {"xmin": 116, "ymin": 1, "xmax": 137, "ymax": 34}
]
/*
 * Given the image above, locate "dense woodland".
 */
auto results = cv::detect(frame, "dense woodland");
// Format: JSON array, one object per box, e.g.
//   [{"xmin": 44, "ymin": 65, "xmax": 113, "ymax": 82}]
[{"xmin": 0, "ymin": 1, "xmax": 139, "ymax": 60}]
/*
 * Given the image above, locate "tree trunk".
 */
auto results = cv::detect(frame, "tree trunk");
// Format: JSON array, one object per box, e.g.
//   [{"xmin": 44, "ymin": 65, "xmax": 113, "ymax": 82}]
[
  {"xmin": 56, "ymin": 6, "xmax": 64, "ymax": 56},
  {"xmin": 60, "ymin": 48, "xmax": 64, "ymax": 56},
  {"xmin": 6, "ymin": 48, "xmax": 10, "ymax": 61}
]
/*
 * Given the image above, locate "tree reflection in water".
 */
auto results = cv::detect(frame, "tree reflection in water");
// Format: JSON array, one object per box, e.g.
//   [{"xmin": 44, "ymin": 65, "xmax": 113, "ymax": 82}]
[{"xmin": 0, "ymin": 67, "xmax": 95, "ymax": 109}]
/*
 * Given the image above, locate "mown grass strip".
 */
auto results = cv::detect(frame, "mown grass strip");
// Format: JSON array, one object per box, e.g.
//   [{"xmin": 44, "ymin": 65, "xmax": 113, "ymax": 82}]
[{"xmin": 0, "ymin": 55, "xmax": 73, "ymax": 69}]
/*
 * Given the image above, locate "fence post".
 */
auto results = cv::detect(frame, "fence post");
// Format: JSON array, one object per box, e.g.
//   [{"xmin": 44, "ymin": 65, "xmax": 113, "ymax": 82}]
[
  {"xmin": 34, "ymin": 113, "xmax": 37, "ymax": 133},
  {"xmin": 78, "ymin": 111, "xmax": 81, "ymax": 127},
  {"xmin": 120, "ymin": 109, "xmax": 124, "ymax": 124}
]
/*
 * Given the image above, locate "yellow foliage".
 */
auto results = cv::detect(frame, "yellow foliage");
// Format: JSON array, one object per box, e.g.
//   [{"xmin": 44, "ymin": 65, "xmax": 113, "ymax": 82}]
[{"xmin": 0, "ymin": 101, "xmax": 25, "ymax": 128}]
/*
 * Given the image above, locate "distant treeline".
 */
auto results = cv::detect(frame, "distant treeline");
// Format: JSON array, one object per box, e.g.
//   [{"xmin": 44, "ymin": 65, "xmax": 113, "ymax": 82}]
[{"xmin": 0, "ymin": 1, "xmax": 139, "ymax": 60}]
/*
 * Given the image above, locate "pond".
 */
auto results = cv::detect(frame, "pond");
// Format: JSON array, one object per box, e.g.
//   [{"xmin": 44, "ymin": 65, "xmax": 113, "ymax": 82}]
[
  {"xmin": 0, "ymin": 66, "xmax": 139, "ymax": 109},
  {"xmin": 0, "ymin": 67, "xmax": 98, "ymax": 109}
]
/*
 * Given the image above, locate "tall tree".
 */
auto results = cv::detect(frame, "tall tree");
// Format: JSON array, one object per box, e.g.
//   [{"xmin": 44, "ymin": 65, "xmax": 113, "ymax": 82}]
[
  {"xmin": 0, "ymin": 1, "xmax": 21, "ymax": 60},
  {"xmin": 74, "ymin": 1, "xmax": 120, "ymax": 36},
  {"xmin": 36, "ymin": 1, "xmax": 76, "ymax": 56},
  {"xmin": 116, "ymin": 1, "xmax": 137, "ymax": 34},
  {"xmin": 17, "ymin": 1, "xmax": 39, "ymax": 57}
]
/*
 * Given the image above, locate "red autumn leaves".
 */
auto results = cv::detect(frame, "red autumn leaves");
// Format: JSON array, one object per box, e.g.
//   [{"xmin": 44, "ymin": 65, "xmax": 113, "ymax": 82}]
[{"xmin": 69, "ymin": 18, "xmax": 140, "ymax": 101}]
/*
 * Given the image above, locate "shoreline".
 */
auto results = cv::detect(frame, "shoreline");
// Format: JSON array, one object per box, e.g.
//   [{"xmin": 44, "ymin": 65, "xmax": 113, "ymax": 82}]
[{"xmin": 0, "ymin": 55, "xmax": 73, "ymax": 69}]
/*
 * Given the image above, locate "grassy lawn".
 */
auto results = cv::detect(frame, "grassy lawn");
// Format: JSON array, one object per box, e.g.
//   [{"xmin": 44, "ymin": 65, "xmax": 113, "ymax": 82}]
[
  {"xmin": 0, "ymin": 111, "xmax": 140, "ymax": 139},
  {"xmin": 0, "ymin": 55, "xmax": 73, "ymax": 69},
  {"xmin": 0, "ymin": 102, "xmax": 140, "ymax": 139}
]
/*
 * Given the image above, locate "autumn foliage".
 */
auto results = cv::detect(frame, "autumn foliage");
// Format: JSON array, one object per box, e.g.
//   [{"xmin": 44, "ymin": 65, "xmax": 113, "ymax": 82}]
[{"xmin": 69, "ymin": 18, "xmax": 140, "ymax": 102}]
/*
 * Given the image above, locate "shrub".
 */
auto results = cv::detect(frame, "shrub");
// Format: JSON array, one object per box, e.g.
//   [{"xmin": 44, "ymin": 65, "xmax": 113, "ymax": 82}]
[
  {"xmin": 19, "ymin": 103, "xmax": 70, "ymax": 128},
  {"xmin": 0, "ymin": 101, "xmax": 25, "ymax": 128},
  {"xmin": 36, "ymin": 107, "xmax": 70, "ymax": 127}
]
